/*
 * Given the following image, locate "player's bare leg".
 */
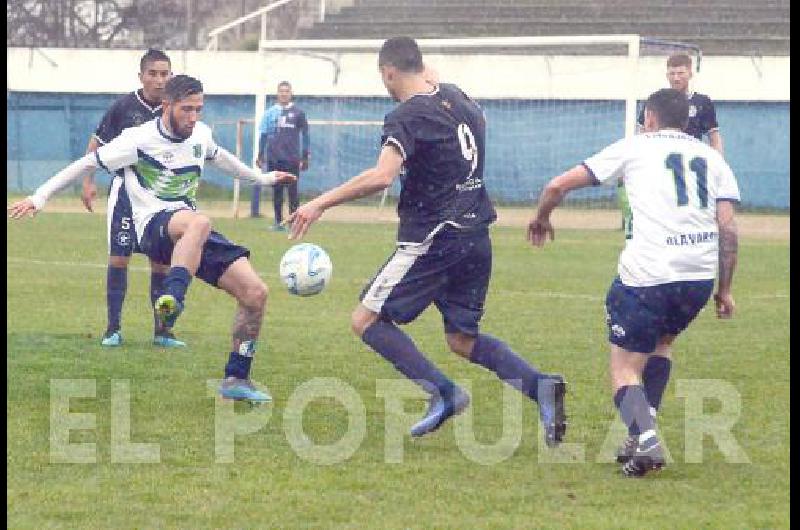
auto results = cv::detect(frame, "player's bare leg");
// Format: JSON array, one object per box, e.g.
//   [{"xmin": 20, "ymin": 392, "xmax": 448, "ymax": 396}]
[
  {"xmin": 447, "ymin": 331, "xmax": 567, "ymax": 447},
  {"xmin": 610, "ymin": 345, "xmax": 666, "ymax": 476},
  {"xmin": 154, "ymin": 210, "xmax": 212, "ymax": 328},
  {"xmin": 216, "ymin": 257, "xmax": 271, "ymax": 403}
]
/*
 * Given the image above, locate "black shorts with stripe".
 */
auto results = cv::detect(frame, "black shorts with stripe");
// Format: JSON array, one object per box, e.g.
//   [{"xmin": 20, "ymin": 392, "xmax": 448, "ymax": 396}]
[{"xmin": 360, "ymin": 226, "xmax": 492, "ymax": 336}]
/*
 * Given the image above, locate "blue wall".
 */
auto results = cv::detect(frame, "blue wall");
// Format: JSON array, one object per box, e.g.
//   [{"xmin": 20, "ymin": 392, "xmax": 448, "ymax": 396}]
[{"xmin": 7, "ymin": 92, "xmax": 789, "ymax": 209}]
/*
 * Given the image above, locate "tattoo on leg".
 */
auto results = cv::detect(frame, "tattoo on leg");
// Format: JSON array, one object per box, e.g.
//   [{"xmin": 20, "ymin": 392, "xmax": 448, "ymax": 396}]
[{"xmin": 232, "ymin": 305, "xmax": 263, "ymax": 355}]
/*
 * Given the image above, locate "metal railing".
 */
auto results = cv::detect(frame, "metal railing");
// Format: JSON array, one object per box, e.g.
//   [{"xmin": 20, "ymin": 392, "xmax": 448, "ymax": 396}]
[{"xmin": 206, "ymin": 0, "xmax": 327, "ymax": 51}]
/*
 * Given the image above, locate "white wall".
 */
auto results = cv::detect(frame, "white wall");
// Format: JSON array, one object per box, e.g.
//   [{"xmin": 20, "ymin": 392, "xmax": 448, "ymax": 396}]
[{"xmin": 7, "ymin": 47, "xmax": 789, "ymax": 101}]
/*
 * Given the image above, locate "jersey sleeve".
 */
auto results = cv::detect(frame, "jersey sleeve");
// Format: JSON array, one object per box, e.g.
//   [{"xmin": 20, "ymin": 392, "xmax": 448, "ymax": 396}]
[
  {"xmin": 714, "ymin": 155, "xmax": 740, "ymax": 202},
  {"xmin": 582, "ymin": 137, "xmax": 630, "ymax": 185},
  {"xmin": 94, "ymin": 128, "xmax": 138, "ymax": 173},
  {"xmin": 94, "ymin": 100, "xmax": 123, "ymax": 145},
  {"xmin": 699, "ymin": 97, "xmax": 719, "ymax": 133},
  {"xmin": 205, "ymin": 128, "xmax": 221, "ymax": 161},
  {"xmin": 381, "ymin": 109, "xmax": 416, "ymax": 161}
]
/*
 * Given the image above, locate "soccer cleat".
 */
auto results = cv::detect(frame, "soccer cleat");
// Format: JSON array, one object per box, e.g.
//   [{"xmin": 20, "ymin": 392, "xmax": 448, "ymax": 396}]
[
  {"xmin": 410, "ymin": 386, "xmax": 470, "ymax": 438},
  {"xmin": 153, "ymin": 332, "xmax": 187, "ymax": 348},
  {"xmin": 615, "ymin": 435, "xmax": 638, "ymax": 463},
  {"xmin": 219, "ymin": 377, "xmax": 272, "ymax": 403},
  {"xmin": 101, "ymin": 330, "xmax": 122, "ymax": 347},
  {"xmin": 270, "ymin": 224, "xmax": 287, "ymax": 232},
  {"xmin": 155, "ymin": 294, "xmax": 183, "ymax": 329},
  {"xmin": 537, "ymin": 376, "xmax": 568, "ymax": 447},
  {"xmin": 621, "ymin": 435, "xmax": 666, "ymax": 477}
]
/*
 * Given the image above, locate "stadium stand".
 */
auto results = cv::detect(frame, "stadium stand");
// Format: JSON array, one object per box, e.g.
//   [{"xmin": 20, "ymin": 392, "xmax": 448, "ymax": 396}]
[{"xmin": 298, "ymin": 0, "xmax": 790, "ymax": 55}]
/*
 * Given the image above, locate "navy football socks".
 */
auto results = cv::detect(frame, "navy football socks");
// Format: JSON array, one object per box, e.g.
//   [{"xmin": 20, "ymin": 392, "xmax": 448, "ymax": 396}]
[
  {"xmin": 642, "ymin": 356, "xmax": 672, "ymax": 412},
  {"xmin": 469, "ymin": 334, "xmax": 546, "ymax": 402},
  {"xmin": 614, "ymin": 385, "xmax": 656, "ymax": 437},
  {"xmin": 163, "ymin": 266, "xmax": 192, "ymax": 303},
  {"xmin": 362, "ymin": 319, "xmax": 456, "ymax": 397},
  {"xmin": 225, "ymin": 346, "xmax": 254, "ymax": 379},
  {"xmin": 150, "ymin": 271, "xmax": 167, "ymax": 334},
  {"xmin": 106, "ymin": 265, "xmax": 127, "ymax": 333}
]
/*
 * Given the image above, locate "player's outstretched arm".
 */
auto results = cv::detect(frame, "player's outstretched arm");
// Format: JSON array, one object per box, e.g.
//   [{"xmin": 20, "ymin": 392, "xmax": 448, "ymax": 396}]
[
  {"xmin": 287, "ymin": 145, "xmax": 403, "ymax": 240},
  {"xmin": 8, "ymin": 154, "xmax": 99, "ymax": 220},
  {"xmin": 81, "ymin": 136, "xmax": 102, "ymax": 212},
  {"xmin": 528, "ymin": 164, "xmax": 594, "ymax": 247},
  {"xmin": 209, "ymin": 147, "xmax": 296, "ymax": 186},
  {"xmin": 714, "ymin": 199, "xmax": 738, "ymax": 318}
]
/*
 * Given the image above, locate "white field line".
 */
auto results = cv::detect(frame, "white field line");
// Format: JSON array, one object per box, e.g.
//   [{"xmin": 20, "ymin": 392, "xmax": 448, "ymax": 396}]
[{"xmin": 7, "ymin": 257, "xmax": 789, "ymax": 300}]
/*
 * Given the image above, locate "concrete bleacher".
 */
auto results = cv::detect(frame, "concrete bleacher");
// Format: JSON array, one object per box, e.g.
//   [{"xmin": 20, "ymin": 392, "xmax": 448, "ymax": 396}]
[{"xmin": 298, "ymin": 0, "xmax": 790, "ymax": 55}]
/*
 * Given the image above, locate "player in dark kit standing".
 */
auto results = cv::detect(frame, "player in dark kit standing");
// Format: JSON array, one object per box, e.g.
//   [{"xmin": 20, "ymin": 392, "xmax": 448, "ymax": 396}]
[
  {"xmin": 254, "ymin": 81, "xmax": 310, "ymax": 230},
  {"xmin": 287, "ymin": 37, "xmax": 567, "ymax": 444},
  {"xmin": 81, "ymin": 48, "xmax": 185, "ymax": 348},
  {"xmin": 637, "ymin": 54, "xmax": 723, "ymax": 152}
]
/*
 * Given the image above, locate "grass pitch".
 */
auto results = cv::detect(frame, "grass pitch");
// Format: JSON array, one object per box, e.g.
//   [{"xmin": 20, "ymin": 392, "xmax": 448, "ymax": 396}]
[{"xmin": 7, "ymin": 209, "xmax": 789, "ymax": 528}]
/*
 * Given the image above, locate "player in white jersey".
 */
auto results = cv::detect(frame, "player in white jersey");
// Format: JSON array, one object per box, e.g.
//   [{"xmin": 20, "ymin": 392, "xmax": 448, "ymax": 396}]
[
  {"xmin": 8, "ymin": 75, "xmax": 297, "ymax": 403},
  {"xmin": 527, "ymin": 88, "xmax": 740, "ymax": 477}
]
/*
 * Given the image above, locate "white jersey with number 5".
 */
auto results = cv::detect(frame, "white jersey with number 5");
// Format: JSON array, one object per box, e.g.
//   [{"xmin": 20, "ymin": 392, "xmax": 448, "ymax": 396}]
[
  {"xmin": 584, "ymin": 130, "xmax": 740, "ymax": 287},
  {"xmin": 95, "ymin": 118, "xmax": 220, "ymax": 244}
]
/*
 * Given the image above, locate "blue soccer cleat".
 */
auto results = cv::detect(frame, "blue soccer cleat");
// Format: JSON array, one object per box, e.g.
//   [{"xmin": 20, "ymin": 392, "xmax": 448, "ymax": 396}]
[
  {"xmin": 155, "ymin": 294, "xmax": 184, "ymax": 329},
  {"xmin": 410, "ymin": 386, "xmax": 471, "ymax": 438},
  {"xmin": 153, "ymin": 332, "xmax": 187, "ymax": 348},
  {"xmin": 101, "ymin": 330, "xmax": 122, "ymax": 347},
  {"xmin": 537, "ymin": 376, "xmax": 568, "ymax": 447},
  {"xmin": 219, "ymin": 377, "xmax": 272, "ymax": 403}
]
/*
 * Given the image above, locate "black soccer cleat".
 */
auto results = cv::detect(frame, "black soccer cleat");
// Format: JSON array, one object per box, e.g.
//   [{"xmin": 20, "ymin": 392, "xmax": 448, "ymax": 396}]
[
  {"xmin": 538, "ymin": 376, "xmax": 568, "ymax": 447},
  {"xmin": 615, "ymin": 435, "xmax": 638, "ymax": 463},
  {"xmin": 621, "ymin": 435, "xmax": 666, "ymax": 477}
]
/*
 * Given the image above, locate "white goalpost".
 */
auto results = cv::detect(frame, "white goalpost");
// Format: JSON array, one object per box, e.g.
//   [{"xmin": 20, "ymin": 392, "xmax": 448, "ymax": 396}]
[{"xmin": 229, "ymin": 35, "xmax": 706, "ymax": 218}]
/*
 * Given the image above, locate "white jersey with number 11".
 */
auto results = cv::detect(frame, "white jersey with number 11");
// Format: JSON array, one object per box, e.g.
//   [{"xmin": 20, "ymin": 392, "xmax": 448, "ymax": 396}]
[{"xmin": 584, "ymin": 130, "xmax": 740, "ymax": 287}]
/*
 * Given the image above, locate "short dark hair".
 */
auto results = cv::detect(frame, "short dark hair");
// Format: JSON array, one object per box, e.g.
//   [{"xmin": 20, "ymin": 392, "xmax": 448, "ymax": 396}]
[
  {"xmin": 278, "ymin": 81, "xmax": 292, "ymax": 90},
  {"xmin": 140, "ymin": 48, "xmax": 171, "ymax": 72},
  {"xmin": 645, "ymin": 88, "xmax": 690, "ymax": 130},
  {"xmin": 164, "ymin": 74, "xmax": 203, "ymax": 102},
  {"xmin": 378, "ymin": 37, "xmax": 423, "ymax": 73},
  {"xmin": 666, "ymin": 53, "xmax": 692, "ymax": 69}
]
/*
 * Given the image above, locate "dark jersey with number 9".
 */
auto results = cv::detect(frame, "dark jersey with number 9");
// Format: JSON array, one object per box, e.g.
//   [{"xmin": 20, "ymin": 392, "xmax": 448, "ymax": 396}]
[{"xmin": 381, "ymin": 83, "xmax": 497, "ymax": 243}]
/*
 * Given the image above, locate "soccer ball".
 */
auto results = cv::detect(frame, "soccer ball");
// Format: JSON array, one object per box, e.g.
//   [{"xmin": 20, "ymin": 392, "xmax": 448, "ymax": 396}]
[{"xmin": 279, "ymin": 243, "xmax": 333, "ymax": 296}]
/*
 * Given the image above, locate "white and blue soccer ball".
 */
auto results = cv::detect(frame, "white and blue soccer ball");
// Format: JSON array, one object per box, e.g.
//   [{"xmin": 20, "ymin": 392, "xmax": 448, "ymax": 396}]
[{"xmin": 279, "ymin": 243, "xmax": 333, "ymax": 296}]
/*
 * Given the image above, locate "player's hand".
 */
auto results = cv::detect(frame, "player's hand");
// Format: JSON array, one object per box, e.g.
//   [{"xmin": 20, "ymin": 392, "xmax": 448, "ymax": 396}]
[
  {"xmin": 81, "ymin": 179, "xmax": 97, "ymax": 212},
  {"xmin": 299, "ymin": 159, "xmax": 309, "ymax": 171},
  {"xmin": 270, "ymin": 171, "xmax": 297, "ymax": 185},
  {"xmin": 285, "ymin": 200, "xmax": 324, "ymax": 240},
  {"xmin": 713, "ymin": 291, "xmax": 736, "ymax": 319},
  {"xmin": 255, "ymin": 158, "xmax": 264, "ymax": 170},
  {"xmin": 527, "ymin": 217, "xmax": 554, "ymax": 247},
  {"xmin": 7, "ymin": 198, "xmax": 38, "ymax": 220}
]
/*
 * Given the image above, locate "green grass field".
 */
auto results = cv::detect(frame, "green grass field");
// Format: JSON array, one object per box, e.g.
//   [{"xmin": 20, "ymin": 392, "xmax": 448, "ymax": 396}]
[{"xmin": 7, "ymin": 211, "xmax": 789, "ymax": 528}]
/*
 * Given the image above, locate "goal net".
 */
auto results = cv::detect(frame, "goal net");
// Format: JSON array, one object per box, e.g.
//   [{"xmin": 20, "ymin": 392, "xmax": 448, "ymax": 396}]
[{"xmin": 227, "ymin": 35, "xmax": 702, "ymax": 218}]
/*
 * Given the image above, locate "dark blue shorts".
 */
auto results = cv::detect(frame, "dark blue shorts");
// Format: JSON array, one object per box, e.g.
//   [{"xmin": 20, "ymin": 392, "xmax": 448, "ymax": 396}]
[
  {"xmin": 139, "ymin": 210, "xmax": 251, "ymax": 287},
  {"xmin": 360, "ymin": 227, "xmax": 492, "ymax": 336},
  {"xmin": 107, "ymin": 179, "xmax": 140, "ymax": 256},
  {"xmin": 604, "ymin": 276, "xmax": 714, "ymax": 353}
]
